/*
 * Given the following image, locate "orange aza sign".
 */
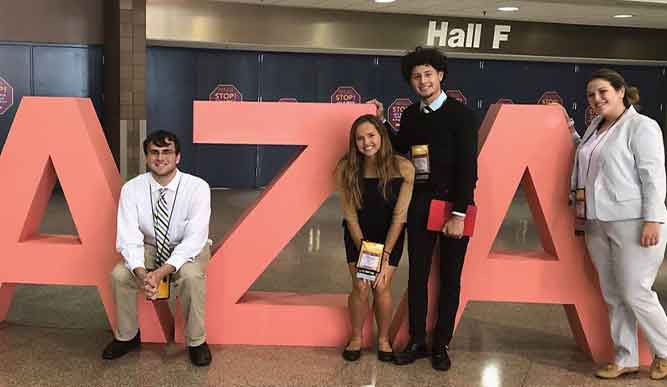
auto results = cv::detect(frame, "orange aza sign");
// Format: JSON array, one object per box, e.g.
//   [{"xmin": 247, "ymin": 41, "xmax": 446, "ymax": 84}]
[{"xmin": 0, "ymin": 97, "xmax": 652, "ymax": 364}]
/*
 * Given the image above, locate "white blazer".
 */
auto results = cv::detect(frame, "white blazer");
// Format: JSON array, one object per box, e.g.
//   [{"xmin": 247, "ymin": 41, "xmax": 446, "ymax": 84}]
[{"xmin": 570, "ymin": 106, "xmax": 667, "ymax": 222}]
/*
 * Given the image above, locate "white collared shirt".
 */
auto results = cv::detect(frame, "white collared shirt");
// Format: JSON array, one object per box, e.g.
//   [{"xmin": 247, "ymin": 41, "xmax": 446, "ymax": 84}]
[
  {"xmin": 116, "ymin": 170, "xmax": 211, "ymax": 273},
  {"xmin": 420, "ymin": 91, "xmax": 447, "ymax": 113},
  {"xmin": 577, "ymin": 128, "xmax": 614, "ymax": 220}
]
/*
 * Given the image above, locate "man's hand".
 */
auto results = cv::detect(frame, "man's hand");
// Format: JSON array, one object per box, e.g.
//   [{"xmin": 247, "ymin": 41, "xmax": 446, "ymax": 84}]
[
  {"xmin": 132, "ymin": 267, "xmax": 148, "ymax": 287},
  {"xmin": 442, "ymin": 216, "xmax": 465, "ymax": 239},
  {"xmin": 143, "ymin": 265, "xmax": 175, "ymax": 300},
  {"xmin": 366, "ymin": 99, "xmax": 385, "ymax": 122}
]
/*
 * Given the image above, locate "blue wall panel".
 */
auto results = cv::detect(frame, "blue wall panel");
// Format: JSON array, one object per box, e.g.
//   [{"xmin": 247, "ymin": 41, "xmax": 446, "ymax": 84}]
[
  {"xmin": 147, "ymin": 47, "xmax": 197, "ymax": 173},
  {"xmin": 0, "ymin": 43, "xmax": 102, "ymax": 154},
  {"xmin": 33, "ymin": 46, "xmax": 91, "ymax": 97},
  {"xmin": 0, "ymin": 45, "xmax": 31, "ymax": 152},
  {"xmin": 374, "ymin": 56, "xmax": 416, "ymax": 109},
  {"xmin": 194, "ymin": 50, "xmax": 260, "ymax": 188},
  {"xmin": 256, "ymin": 53, "xmax": 315, "ymax": 187},
  {"xmin": 146, "ymin": 46, "xmax": 667, "ymax": 188}
]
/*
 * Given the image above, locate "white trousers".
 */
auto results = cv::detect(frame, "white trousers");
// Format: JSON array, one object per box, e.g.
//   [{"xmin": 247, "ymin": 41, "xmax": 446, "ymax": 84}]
[{"xmin": 586, "ymin": 219, "xmax": 667, "ymax": 367}]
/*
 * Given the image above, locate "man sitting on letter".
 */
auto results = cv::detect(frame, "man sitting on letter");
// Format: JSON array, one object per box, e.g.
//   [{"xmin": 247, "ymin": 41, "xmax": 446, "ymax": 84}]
[{"xmin": 102, "ymin": 130, "xmax": 213, "ymax": 366}]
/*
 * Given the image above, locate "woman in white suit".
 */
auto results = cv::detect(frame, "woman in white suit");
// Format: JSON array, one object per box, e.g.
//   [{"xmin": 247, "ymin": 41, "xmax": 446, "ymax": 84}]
[{"xmin": 568, "ymin": 68, "xmax": 667, "ymax": 380}]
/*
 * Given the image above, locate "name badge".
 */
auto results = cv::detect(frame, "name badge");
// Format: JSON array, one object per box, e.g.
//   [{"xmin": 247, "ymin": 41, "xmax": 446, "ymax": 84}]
[
  {"xmin": 149, "ymin": 274, "xmax": 171, "ymax": 300},
  {"xmin": 410, "ymin": 145, "xmax": 430, "ymax": 181},
  {"xmin": 574, "ymin": 188, "xmax": 586, "ymax": 236},
  {"xmin": 356, "ymin": 240, "xmax": 384, "ymax": 282}
]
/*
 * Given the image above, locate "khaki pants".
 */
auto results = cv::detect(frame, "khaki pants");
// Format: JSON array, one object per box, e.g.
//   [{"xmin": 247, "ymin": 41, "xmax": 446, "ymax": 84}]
[{"xmin": 111, "ymin": 244, "xmax": 210, "ymax": 346}]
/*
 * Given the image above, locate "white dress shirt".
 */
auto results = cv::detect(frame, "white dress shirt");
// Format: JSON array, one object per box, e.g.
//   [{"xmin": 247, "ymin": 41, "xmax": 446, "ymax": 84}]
[
  {"xmin": 419, "ymin": 90, "xmax": 447, "ymax": 112},
  {"xmin": 577, "ymin": 129, "xmax": 613, "ymax": 220},
  {"xmin": 116, "ymin": 170, "xmax": 211, "ymax": 273}
]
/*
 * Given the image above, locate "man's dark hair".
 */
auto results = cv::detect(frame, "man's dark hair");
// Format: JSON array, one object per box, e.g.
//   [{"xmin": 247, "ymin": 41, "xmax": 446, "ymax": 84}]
[
  {"xmin": 400, "ymin": 46, "xmax": 448, "ymax": 84},
  {"xmin": 143, "ymin": 130, "xmax": 181, "ymax": 155}
]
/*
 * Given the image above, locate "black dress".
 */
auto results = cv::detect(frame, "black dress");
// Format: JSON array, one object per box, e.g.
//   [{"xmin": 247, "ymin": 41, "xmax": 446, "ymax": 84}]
[{"xmin": 343, "ymin": 177, "xmax": 406, "ymax": 267}]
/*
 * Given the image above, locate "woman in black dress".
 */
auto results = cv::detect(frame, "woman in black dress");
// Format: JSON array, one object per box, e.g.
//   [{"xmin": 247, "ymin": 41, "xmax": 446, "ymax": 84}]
[{"xmin": 335, "ymin": 114, "xmax": 415, "ymax": 362}]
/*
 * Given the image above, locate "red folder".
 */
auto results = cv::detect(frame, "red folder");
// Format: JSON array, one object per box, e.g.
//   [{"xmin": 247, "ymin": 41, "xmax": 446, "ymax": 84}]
[{"xmin": 426, "ymin": 200, "xmax": 477, "ymax": 237}]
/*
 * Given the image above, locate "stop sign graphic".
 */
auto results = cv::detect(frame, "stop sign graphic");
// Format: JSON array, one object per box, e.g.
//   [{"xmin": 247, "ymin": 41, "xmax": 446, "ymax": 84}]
[
  {"xmin": 331, "ymin": 87, "xmax": 361, "ymax": 104},
  {"xmin": 496, "ymin": 98, "xmax": 514, "ymax": 104},
  {"xmin": 0, "ymin": 76, "xmax": 14, "ymax": 115},
  {"xmin": 387, "ymin": 98, "xmax": 412, "ymax": 130},
  {"xmin": 209, "ymin": 84, "xmax": 243, "ymax": 102},
  {"xmin": 538, "ymin": 91, "xmax": 563, "ymax": 106},
  {"xmin": 446, "ymin": 90, "xmax": 467, "ymax": 105},
  {"xmin": 278, "ymin": 98, "xmax": 298, "ymax": 103}
]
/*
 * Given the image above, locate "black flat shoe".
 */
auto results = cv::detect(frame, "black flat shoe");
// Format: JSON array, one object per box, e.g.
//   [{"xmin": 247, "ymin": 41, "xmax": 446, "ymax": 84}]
[
  {"xmin": 189, "ymin": 342, "xmax": 212, "ymax": 367},
  {"xmin": 342, "ymin": 348, "xmax": 361, "ymax": 361},
  {"xmin": 342, "ymin": 342, "xmax": 362, "ymax": 362},
  {"xmin": 377, "ymin": 350, "xmax": 394, "ymax": 362},
  {"xmin": 102, "ymin": 330, "xmax": 141, "ymax": 360}
]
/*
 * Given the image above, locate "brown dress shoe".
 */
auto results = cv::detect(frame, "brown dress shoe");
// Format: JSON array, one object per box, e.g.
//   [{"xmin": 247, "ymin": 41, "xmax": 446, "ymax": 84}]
[
  {"xmin": 595, "ymin": 364, "xmax": 639, "ymax": 379},
  {"xmin": 651, "ymin": 356, "xmax": 667, "ymax": 380}
]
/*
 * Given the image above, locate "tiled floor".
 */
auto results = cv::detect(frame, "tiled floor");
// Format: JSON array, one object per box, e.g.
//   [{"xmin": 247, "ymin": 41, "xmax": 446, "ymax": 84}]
[{"xmin": 2, "ymin": 188, "xmax": 667, "ymax": 386}]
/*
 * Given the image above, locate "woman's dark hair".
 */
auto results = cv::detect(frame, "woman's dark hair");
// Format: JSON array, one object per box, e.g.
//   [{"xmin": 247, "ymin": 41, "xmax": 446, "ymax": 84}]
[
  {"xmin": 143, "ymin": 130, "xmax": 181, "ymax": 155},
  {"xmin": 589, "ymin": 68, "xmax": 640, "ymax": 108},
  {"xmin": 400, "ymin": 46, "xmax": 448, "ymax": 84}
]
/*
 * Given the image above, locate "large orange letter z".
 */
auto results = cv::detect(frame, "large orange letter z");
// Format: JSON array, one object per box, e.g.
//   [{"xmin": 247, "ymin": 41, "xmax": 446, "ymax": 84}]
[{"xmin": 194, "ymin": 101, "xmax": 374, "ymax": 346}]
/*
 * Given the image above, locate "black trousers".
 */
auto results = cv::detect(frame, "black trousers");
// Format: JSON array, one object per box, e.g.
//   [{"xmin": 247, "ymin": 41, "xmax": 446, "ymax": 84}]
[{"xmin": 407, "ymin": 189, "xmax": 469, "ymax": 347}]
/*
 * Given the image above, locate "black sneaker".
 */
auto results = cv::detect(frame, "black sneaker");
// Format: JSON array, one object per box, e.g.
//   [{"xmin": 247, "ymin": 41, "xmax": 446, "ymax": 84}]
[
  {"xmin": 189, "ymin": 342, "xmax": 212, "ymax": 366},
  {"xmin": 102, "ymin": 331, "xmax": 141, "ymax": 360},
  {"xmin": 431, "ymin": 345, "xmax": 451, "ymax": 371}
]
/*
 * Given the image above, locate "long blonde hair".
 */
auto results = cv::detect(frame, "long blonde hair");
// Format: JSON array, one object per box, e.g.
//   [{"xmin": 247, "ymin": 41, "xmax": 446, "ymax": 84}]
[{"xmin": 338, "ymin": 114, "xmax": 399, "ymax": 210}]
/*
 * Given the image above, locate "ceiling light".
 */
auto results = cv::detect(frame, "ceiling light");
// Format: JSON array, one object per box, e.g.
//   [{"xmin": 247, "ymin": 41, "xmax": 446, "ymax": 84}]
[
  {"xmin": 374, "ymin": 0, "xmax": 396, "ymax": 3},
  {"xmin": 613, "ymin": 14, "xmax": 634, "ymax": 18},
  {"xmin": 497, "ymin": 6, "xmax": 519, "ymax": 12},
  {"xmin": 624, "ymin": 0, "xmax": 667, "ymax": 4}
]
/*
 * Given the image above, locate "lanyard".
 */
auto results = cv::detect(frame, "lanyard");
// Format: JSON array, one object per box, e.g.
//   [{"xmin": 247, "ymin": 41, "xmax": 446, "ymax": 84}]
[{"xmin": 578, "ymin": 108, "xmax": 627, "ymax": 186}]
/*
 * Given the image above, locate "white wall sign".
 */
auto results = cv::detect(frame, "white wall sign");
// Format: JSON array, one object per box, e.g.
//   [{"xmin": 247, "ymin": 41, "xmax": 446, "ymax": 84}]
[{"xmin": 426, "ymin": 21, "xmax": 511, "ymax": 50}]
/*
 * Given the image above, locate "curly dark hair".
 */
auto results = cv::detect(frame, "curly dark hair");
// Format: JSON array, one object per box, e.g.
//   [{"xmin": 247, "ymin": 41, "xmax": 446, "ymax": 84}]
[
  {"xmin": 143, "ymin": 130, "xmax": 181, "ymax": 155},
  {"xmin": 400, "ymin": 46, "xmax": 448, "ymax": 84}
]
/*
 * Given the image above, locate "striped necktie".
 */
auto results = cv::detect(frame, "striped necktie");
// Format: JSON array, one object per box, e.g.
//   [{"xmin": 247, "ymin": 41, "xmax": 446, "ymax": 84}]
[
  {"xmin": 422, "ymin": 105, "xmax": 433, "ymax": 114},
  {"xmin": 154, "ymin": 188, "xmax": 172, "ymax": 266}
]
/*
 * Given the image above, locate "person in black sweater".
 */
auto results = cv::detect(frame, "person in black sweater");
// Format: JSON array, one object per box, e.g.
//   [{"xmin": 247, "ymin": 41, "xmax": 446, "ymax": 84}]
[{"xmin": 369, "ymin": 46, "xmax": 478, "ymax": 371}]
